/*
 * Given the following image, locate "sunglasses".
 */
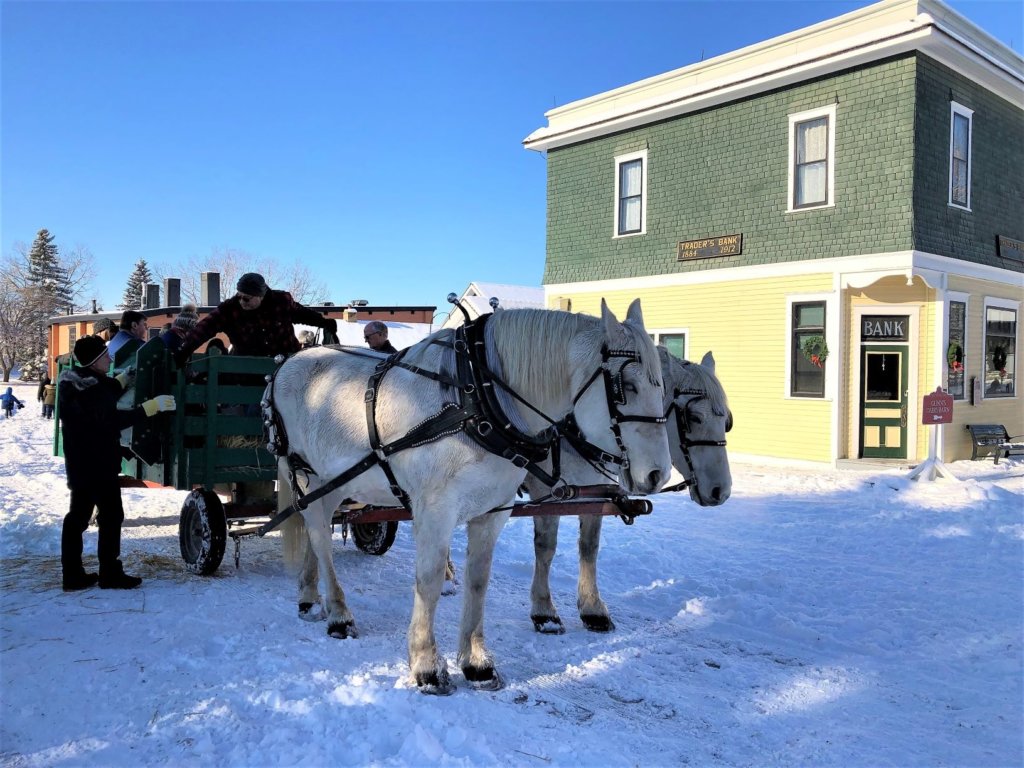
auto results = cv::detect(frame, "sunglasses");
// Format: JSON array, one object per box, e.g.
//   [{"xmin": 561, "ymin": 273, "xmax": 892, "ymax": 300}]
[
  {"xmin": 364, "ymin": 331, "xmax": 381, "ymax": 341},
  {"xmin": 237, "ymin": 294, "xmax": 259, "ymax": 303}
]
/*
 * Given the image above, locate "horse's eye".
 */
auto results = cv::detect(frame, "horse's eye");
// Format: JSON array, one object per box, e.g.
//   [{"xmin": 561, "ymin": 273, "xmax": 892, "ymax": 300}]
[
  {"xmin": 624, "ymin": 382, "xmax": 638, "ymax": 394},
  {"xmin": 689, "ymin": 413, "xmax": 703, "ymax": 425}
]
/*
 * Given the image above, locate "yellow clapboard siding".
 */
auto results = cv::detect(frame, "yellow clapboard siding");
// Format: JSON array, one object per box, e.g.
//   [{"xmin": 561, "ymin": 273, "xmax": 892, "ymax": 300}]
[{"xmin": 556, "ymin": 273, "xmax": 835, "ymax": 463}]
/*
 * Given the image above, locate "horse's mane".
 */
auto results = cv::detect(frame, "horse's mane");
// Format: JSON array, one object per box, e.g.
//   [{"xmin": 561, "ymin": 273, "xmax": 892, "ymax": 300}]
[
  {"xmin": 663, "ymin": 348, "xmax": 729, "ymax": 417},
  {"xmin": 489, "ymin": 307, "xmax": 663, "ymax": 405}
]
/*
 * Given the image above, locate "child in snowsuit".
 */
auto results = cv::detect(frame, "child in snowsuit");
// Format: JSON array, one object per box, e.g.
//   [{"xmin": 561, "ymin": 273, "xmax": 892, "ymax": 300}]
[
  {"xmin": 1, "ymin": 387, "xmax": 24, "ymax": 418},
  {"xmin": 42, "ymin": 383, "xmax": 57, "ymax": 419}
]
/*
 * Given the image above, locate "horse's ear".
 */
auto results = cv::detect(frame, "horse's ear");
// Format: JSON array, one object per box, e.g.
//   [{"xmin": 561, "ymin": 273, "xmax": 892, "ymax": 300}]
[
  {"xmin": 700, "ymin": 351, "xmax": 716, "ymax": 373},
  {"xmin": 600, "ymin": 299, "xmax": 622, "ymax": 336},
  {"xmin": 625, "ymin": 298, "xmax": 645, "ymax": 327}
]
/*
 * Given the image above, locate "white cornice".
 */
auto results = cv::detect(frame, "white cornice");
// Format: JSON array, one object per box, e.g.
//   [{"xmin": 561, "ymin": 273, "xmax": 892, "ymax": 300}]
[
  {"xmin": 524, "ymin": 0, "xmax": 1023, "ymax": 152},
  {"xmin": 543, "ymin": 251, "xmax": 1024, "ymax": 298}
]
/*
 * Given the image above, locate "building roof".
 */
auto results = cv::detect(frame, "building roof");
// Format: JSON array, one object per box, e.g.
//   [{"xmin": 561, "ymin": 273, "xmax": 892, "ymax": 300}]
[
  {"xmin": 439, "ymin": 282, "xmax": 545, "ymax": 328},
  {"xmin": 524, "ymin": 0, "xmax": 1024, "ymax": 152}
]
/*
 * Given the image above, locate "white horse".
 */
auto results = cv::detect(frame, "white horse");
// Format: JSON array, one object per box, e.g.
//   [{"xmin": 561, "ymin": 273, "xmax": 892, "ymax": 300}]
[
  {"xmin": 526, "ymin": 348, "xmax": 732, "ymax": 634},
  {"xmin": 268, "ymin": 300, "xmax": 671, "ymax": 694}
]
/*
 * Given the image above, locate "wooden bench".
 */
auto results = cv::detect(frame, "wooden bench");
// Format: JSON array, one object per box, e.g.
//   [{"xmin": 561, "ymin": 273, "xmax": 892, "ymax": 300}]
[{"xmin": 965, "ymin": 424, "xmax": 1024, "ymax": 464}]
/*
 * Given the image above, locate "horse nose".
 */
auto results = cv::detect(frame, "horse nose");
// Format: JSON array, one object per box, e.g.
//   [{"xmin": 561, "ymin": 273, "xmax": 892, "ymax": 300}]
[{"xmin": 646, "ymin": 469, "xmax": 663, "ymax": 491}]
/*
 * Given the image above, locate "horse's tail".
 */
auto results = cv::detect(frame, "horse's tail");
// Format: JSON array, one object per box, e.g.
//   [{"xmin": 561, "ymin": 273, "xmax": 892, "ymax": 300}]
[{"xmin": 277, "ymin": 456, "xmax": 307, "ymax": 569}]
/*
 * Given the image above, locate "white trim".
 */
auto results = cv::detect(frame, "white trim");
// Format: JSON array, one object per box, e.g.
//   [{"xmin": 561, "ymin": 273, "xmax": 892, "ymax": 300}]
[
  {"xmin": 785, "ymin": 294, "xmax": 838, "ymax": 406},
  {"xmin": 651, "ymin": 327, "xmax": 689, "ymax": 359},
  {"xmin": 981, "ymin": 296, "xmax": 1020, "ymax": 401},
  {"xmin": 523, "ymin": 0, "xmax": 1023, "ymax": 152},
  {"xmin": 787, "ymin": 104, "xmax": 837, "ymax": 212},
  {"xmin": 948, "ymin": 101, "xmax": 974, "ymax": 211},
  {"xmin": 544, "ymin": 250, "xmax": 1024, "ymax": 298},
  {"xmin": 613, "ymin": 149, "xmax": 648, "ymax": 238}
]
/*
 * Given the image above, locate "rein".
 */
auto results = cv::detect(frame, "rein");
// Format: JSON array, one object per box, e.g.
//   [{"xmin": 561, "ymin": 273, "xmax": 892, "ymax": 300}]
[{"xmin": 658, "ymin": 383, "xmax": 731, "ymax": 495}]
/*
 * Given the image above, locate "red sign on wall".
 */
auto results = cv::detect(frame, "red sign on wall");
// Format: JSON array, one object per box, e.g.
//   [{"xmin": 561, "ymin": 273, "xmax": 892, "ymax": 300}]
[{"xmin": 921, "ymin": 388, "xmax": 954, "ymax": 425}]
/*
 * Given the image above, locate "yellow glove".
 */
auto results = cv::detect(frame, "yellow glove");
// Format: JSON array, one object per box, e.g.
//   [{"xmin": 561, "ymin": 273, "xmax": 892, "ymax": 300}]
[
  {"xmin": 115, "ymin": 371, "xmax": 134, "ymax": 389},
  {"xmin": 141, "ymin": 395, "xmax": 176, "ymax": 417}
]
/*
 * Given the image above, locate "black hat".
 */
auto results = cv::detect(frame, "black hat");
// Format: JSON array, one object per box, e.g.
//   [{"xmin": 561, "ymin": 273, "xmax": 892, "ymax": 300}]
[
  {"xmin": 236, "ymin": 273, "xmax": 268, "ymax": 297},
  {"xmin": 73, "ymin": 335, "xmax": 108, "ymax": 367}
]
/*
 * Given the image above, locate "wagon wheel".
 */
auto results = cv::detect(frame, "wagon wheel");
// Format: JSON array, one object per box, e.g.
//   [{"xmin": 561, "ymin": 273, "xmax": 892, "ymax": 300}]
[
  {"xmin": 179, "ymin": 489, "xmax": 227, "ymax": 575},
  {"xmin": 351, "ymin": 521, "xmax": 398, "ymax": 556}
]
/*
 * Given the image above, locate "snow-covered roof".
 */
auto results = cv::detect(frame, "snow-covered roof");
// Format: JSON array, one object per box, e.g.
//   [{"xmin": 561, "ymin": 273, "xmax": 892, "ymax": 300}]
[
  {"xmin": 440, "ymin": 282, "xmax": 544, "ymax": 328},
  {"xmin": 294, "ymin": 319, "xmax": 434, "ymax": 350}
]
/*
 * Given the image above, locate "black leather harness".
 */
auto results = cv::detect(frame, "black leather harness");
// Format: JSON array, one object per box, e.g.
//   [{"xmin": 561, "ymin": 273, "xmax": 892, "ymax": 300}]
[{"xmin": 259, "ymin": 313, "xmax": 665, "ymax": 536}]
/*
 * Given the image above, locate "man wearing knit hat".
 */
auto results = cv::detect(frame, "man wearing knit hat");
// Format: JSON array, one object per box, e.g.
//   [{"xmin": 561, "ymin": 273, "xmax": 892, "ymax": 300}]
[
  {"xmin": 173, "ymin": 272, "xmax": 337, "ymax": 366},
  {"xmin": 92, "ymin": 316, "xmax": 118, "ymax": 342},
  {"xmin": 58, "ymin": 335, "xmax": 177, "ymax": 591}
]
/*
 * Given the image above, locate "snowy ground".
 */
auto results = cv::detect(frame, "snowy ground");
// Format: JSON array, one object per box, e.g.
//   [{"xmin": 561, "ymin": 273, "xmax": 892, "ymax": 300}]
[{"xmin": 1, "ymin": 378, "xmax": 1021, "ymax": 767}]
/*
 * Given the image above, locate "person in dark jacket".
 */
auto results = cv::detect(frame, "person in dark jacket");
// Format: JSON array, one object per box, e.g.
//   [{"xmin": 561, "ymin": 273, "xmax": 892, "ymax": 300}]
[
  {"xmin": 37, "ymin": 376, "xmax": 51, "ymax": 416},
  {"xmin": 42, "ymin": 382, "xmax": 57, "ymax": 419},
  {"xmin": 58, "ymin": 335, "xmax": 177, "ymax": 591},
  {"xmin": 1, "ymin": 387, "xmax": 24, "ymax": 418},
  {"xmin": 173, "ymin": 273, "xmax": 337, "ymax": 367},
  {"xmin": 362, "ymin": 321, "xmax": 398, "ymax": 354}
]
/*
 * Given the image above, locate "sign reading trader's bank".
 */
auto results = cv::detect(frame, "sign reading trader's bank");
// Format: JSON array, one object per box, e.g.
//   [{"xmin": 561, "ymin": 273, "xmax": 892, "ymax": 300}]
[{"xmin": 677, "ymin": 234, "xmax": 742, "ymax": 261}]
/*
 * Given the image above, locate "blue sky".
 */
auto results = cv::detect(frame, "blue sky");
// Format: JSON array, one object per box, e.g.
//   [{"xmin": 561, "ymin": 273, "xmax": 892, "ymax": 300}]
[{"xmin": 3, "ymin": 0, "xmax": 1021, "ymax": 312}]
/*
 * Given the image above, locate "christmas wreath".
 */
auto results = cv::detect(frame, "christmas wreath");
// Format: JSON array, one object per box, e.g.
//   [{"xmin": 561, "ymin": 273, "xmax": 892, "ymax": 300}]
[
  {"xmin": 992, "ymin": 346, "xmax": 1008, "ymax": 378},
  {"xmin": 946, "ymin": 341, "xmax": 964, "ymax": 373},
  {"xmin": 800, "ymin": 335, "xmax": 829, "ymax": 368}
]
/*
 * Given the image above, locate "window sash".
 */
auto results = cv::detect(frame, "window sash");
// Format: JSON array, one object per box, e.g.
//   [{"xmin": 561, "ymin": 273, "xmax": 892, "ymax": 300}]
[
  {"xmin": 618, "ymin": 160, "xmax": 643, "ymax": 235},
  {"xmin": 984, "ymin": 307, "xmax": 1016, "ymax": 398},
  {"xmin": 791, "ymin": 301, "xmax": 826, "ymax": 397},
  {"xmin": 794, "ymin": 118, "xmax": 829, "ymax": 208},
  {"xmin": 949, "ymin": 107, "xmax": 972, "ymax": 208}
]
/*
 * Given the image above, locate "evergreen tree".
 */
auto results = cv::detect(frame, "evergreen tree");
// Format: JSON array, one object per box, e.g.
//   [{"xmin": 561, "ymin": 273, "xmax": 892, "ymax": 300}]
[
  {"xmin": 118, "ymin": 259, "xmax": 154, "ymax": 311},
  {"xmin": 24, "ymin": 229, "xmax": 73, "ymax": 368}
]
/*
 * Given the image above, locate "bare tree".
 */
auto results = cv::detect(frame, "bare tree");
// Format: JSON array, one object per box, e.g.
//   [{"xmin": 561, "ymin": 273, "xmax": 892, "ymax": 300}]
[
  {"xmin": 156, "ymin": 248, "xmax": 330, "ymax": 306},
  {"xmin": 0, "ymin": 258, "xmax": 39, "ymax": 382}
]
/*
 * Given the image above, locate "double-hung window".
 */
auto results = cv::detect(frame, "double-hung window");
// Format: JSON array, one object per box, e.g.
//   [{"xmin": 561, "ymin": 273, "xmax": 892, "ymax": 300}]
[
  {"xmin": 614, "ymin": 149, "xmax": 647, "ymax": 237},
  {"xmin": 983, "ymin": 300, "xmax": 1017, "ymax": 398},
  {"xmin": 787, "ymin": 105, "xmax": 836, "ymax": 211},
  {"xmin": 949, "ymin": 102, "xmax": 973, "ymax": 210},
  {"xmin": 650, "ymin": 329, "xmax": 687, "ymax": 361},
  {"xmin": 791, "ymin": 301, "xmax": 827, "ymax": 397}
]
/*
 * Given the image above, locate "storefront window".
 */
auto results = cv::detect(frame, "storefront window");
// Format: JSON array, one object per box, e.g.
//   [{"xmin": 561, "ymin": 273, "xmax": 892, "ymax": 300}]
[
  {"xmin": 984, "ymin": 306, "xmax": 1016, "ymax": 398},
  {"xmin": 947, "ymin": 301, "xmax": 966, "ymax": 400}
]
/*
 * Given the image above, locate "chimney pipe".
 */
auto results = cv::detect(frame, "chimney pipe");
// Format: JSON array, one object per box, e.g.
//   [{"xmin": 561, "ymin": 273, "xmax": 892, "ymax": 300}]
[
  {"xmin": 143, "ymin": 283, "xmax": 160, "ymax": 309},
  {"xmin": 201, "ymin": 272, "xmax": 221, "ymax": 306},
  {"xmin": 164, "ymin": 278, "xmax": 181, "ymax": 309}
]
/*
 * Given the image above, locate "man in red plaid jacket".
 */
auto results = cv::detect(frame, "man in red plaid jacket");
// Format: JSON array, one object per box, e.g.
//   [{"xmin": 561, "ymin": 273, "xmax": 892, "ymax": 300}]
[{"xmin": 173, "ymin": 272, "xmax": 337, "ymax": 366}]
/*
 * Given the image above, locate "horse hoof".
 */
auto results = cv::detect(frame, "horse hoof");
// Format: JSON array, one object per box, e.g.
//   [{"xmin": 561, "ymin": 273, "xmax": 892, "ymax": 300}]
[
  {"xmin": 582, "ymin": 614, "xmax": 616, "ymax": 633},
  {"xmin": 327, "ymin": 620, "xmax": 358, "ymax": 639},
  {"xmin": 298, "ymin": 602, "xmax": 325, "ymax": 622},
  {"xmin": 531, "ymin": 615, "xmax": 565, "ymax": 635},
  {"xmin": 463, "ymin": 666, "xmax": 505, "ymax": 691},
  {"xmin": 415, "ymin": 670, "xmax": 455, "ymax": 696}
]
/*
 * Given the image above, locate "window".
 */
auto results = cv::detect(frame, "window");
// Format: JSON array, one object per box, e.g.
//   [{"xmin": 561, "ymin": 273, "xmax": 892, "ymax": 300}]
[
  {"xmin": 68, "ymin": 325, "xmax": 77, "ymax": 346},
  {"xmin": 949, "ymin": 102, "xmax": 973, "ymax": 210},
  {"xmin": 614, "ymin": 149, "xmax": 647, "ymax": 237},
  {"xmin": 791, "ymin": 302, "xmax": 826, "ymax": 397},
  {"xmin": 787, "ymin": 105, "xmax": 836, "ymax": 212},
  {"xmin": 947, "ymin": 300, "xmax": 967, "ymax": 400},
  {"xmin": 651, "ymin": 330, "xmax": 687, "ymax": 360},
  {"xmin": 983, "ymin": 303, "xmax": 1016, "ymax": 398}
]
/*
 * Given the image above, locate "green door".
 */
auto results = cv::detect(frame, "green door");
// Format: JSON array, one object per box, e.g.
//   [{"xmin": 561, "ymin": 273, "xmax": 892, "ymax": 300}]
[{"xmin": 860, "ymin": 344, "xmax": 908, "ymax": 459}]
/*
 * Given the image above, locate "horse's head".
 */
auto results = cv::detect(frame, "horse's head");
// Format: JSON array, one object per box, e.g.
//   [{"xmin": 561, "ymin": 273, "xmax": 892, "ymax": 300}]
[
  {"xmin": 566, "ymin": 299, "xmax": 672, "ymax": 495},
  {"xmin": 663, "ymin": 349, "xmax": 732, "ymax": 506}
]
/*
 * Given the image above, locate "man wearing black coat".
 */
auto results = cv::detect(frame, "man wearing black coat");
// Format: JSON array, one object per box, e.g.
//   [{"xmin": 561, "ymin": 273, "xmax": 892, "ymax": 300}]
[
  {"xmin": 58, "ymin": 335, "xmax": 177, "ymax": 591},
  {"xmin": 363, "ymin": 321, "xmax": 398, "ymax": 354}
]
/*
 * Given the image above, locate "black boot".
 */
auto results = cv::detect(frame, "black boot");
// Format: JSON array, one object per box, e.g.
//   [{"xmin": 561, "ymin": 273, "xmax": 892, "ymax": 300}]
[
  {"xmin": 63, "ymin": 571, "xmax": 99, "ymax": 592},
  {"xmin": 99, "ymin": 568, "xmax": 142, "ymax": 590}
]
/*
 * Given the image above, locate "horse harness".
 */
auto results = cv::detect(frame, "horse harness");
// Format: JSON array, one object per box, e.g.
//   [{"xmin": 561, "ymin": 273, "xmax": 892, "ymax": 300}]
[
  {"xmin": 659, "ymin": 373, "xmax": 732, "ymax": 494},
  {"xmin": 259, "ymin": 312, "xmax": 665, "ymax": 535}
]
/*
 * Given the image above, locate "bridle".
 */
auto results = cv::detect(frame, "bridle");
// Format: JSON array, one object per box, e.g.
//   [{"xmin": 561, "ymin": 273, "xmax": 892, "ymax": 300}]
[
  {"xmin": 556, "ymin": 346, "xmax": 668, "ymax": 475},
  {"xmin": 660, "ymin": 385, "xmax": 732, "ymax": 494}
]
